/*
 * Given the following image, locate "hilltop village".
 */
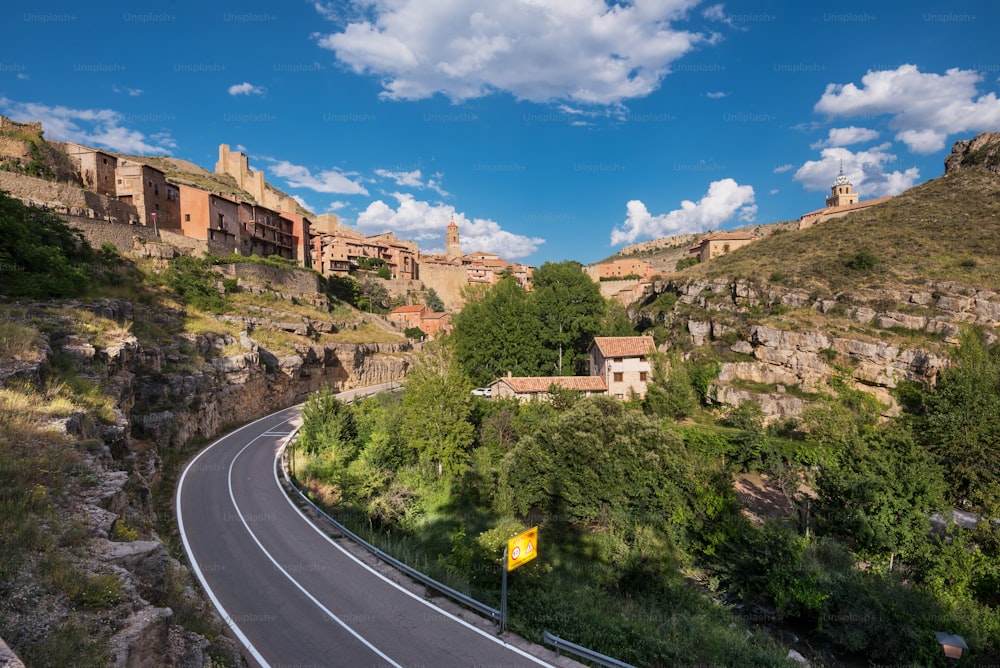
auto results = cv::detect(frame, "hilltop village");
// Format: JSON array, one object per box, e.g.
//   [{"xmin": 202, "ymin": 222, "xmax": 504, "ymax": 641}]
[
  {"xmin": 0, "ymin": 114, "xmax": 891, "ymax": 319},
  {"xmin": 0, "ymin": 115, "xmax": 534, "ymax": 315}
]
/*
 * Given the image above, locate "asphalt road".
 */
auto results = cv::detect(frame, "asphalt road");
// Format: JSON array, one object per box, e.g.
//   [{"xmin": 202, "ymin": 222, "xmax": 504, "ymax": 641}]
[{"xmin": 176, "ymin": 386, "xmax": 563, "ymax": 668}]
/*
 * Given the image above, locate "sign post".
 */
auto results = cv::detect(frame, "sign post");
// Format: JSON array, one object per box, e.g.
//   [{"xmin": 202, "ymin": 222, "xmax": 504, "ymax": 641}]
[{"xmin": 500, "ymin": 526, "xmax": 538, "ymax": 631}]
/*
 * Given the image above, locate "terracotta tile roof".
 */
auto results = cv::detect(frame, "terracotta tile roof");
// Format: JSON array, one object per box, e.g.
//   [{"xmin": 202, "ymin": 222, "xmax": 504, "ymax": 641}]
[
  {"xmin": 390, "ymin": 305, "xmax": 425, "ymax": 314},
  {"xmin": 422, "ymin": 312, "xmax": 449, "ymax": 320},
  {"xmin": 590, "ymin": 336, "xmax": 656, "ymax": 358},
  {"xmin": 496, "ymin": 376, "xmax": 608, "ymax": 393}
]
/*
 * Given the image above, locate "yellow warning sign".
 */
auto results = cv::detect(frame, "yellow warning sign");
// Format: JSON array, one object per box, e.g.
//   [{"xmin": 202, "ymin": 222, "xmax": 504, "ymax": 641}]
[{"xmin": 506, "ymin": 526, "xmax": 538, "ymax": 571}]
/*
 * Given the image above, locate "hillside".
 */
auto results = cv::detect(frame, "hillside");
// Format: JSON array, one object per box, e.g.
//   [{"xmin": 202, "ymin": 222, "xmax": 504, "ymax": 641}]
[
  {"xmin": 0, "ymin": 191, "xmax": 413, "ymax": 665},
  {"xmin": 628, "ymin": 135, "xmax": 1000, "ymax": 423}
]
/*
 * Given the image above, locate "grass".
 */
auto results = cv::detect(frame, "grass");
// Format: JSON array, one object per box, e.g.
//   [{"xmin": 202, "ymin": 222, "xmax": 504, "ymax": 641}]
[
  {"xmin": 0, "ymin": 320, "xmax": 43, "ymax": 361},
  {"xmin": 693, "ymin": 168, "xmax": 1000, "ymax": 296}
]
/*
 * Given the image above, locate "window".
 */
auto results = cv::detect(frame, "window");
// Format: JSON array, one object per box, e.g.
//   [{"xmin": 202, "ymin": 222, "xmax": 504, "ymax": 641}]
[
  {"xmin": 639, "ymin": 372, "xmax": 648, "ymax": 382},
  {"xmin": 184, "ymin": 214, "xmax": 190, "ymax": 222},
  {"xmin": 613, "ymin": 372, "xmax": 623, "ymax": 382}
]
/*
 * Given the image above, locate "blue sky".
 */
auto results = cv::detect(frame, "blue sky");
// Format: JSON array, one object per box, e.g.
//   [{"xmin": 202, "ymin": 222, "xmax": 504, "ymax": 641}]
[{"xmin": 2, "ymin": 1, "xmax": 999, "ymax": 266}]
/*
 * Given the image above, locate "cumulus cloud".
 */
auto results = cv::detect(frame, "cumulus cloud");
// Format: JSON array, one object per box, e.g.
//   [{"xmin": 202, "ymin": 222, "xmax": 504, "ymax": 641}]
[
  {"xmin": 0, "ymin": 97, "xmax": 176, "ymax": 154},
  {"xmin": 270, "ymin": 160, "xmax": 369, "ymax": 195},
  {"xmin": 815, "ymin": 65, "xmax": 1000, "ymax": 153},
  {"xmin": 314, "ymin": 0, "xmax": 714, "ymax": 105},
  {"xmin": 810, "ymin": 125, "xmax": 880, "ymax": 149},
  {"xmin": 228, "ymin": 82, "xmax": 266, "ymax": 96},
  {"xmin": 356, "ymin": 193, "xmax": 543, "ymax": 259},
  {"xmin": 375, "ymin": 168, "xmax": 449, "ymax": 196},
  {"xmin": 610, "ymin": 178, "xmax": 756, "ymax": 246},
  {"xmin": 793, "ymin": 144, "xmax": 920, "ymax": 198}
]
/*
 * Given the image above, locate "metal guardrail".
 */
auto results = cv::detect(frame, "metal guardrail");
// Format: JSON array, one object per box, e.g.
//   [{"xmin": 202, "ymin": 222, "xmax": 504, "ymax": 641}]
[
  {"xmin": 542, "ymin": 630, "xmax": 636, "ymax": 668},
  {"xmin": 278, "ymin": 435, "xmax": 503, "ymax": 623}
]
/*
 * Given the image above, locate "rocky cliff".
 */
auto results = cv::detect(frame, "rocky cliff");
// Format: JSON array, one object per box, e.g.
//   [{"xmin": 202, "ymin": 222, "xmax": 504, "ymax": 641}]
[
  {"xmin": 643, "ymin": 272, "xmax": 996, "ymax": 420},
  {"xmin": 0, "ymin": 298, "xmax": 413, "ymax": 666}
]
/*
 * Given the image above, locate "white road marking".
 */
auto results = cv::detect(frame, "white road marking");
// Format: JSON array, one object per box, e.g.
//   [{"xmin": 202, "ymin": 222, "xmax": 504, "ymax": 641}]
[
  {"xmin": 227, "ymin": 432, "xmax": 404, "ymax": 667},
  {"xmin": 273, "ymin": 434, "xmax": 558, "ymax": 667}
]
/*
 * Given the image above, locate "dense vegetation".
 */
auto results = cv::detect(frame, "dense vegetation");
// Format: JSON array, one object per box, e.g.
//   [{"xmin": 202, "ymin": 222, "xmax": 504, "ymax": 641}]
[{"xmin": 296, "ymin": 274, "xmax": 1000, "ymax": 666}]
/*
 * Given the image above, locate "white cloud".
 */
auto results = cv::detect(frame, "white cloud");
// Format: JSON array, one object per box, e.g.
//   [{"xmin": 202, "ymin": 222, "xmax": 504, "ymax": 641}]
[
  {"xmin": 314, "ymin": 0, "xmax": 714, "ymax": 105},
  {"xmin": 374, "ymin": 168, "xmax": 449, "ymax": 196},
  {"xmin": 270, "ymin": 160, "xmax": 369, "ymax": 195},
  {"xmin": 810, "ymin": 125, "xmax": 879, "ymax": 149},
  {"xmin": 610, "ymin": 178, "xmax": 756, "ymax": 245},
  {"xmin": 815, "ymin": 65, "xmax": 1000, "ymax": 154},
  {"xmin": 0, "ymin": 97, "xmax": 176, "ymax": 154},
  {"xmin": 228, "ymin": 81, "xmax": 266, "ymax": 96},
  {"xmin": 773, "ymin": 163, "xmax": 794, "ymax": 173},
  {"xmin": 326, "ymin": 201, "xmax": 349, "ymax": 211},
  {"xmin": 113, "ymin": 85, "xmax": 143, "ymax": 97},
  {"xmin": 290, "ymin": 195, "xmax": 317, "ymax": 213},
  {"xmin": 793, "ymin": 144, "xmax": 920, "ymax": 198},
  {"xmin": 706, "ymin": 91, "xmax": 727, "ymax": 99},
  {"xmin": 356, "ymin": 193, "xmax": 543, "ymax": 259},
  {"xmin": 769, "ymin": 189, "xmax": 779, "ymax": 195}
]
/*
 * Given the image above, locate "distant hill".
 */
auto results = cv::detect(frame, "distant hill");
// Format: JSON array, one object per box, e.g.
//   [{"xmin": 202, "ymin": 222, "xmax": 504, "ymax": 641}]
[{"xmin": 689, "ymin": 142, "xmax": 1000, "ymax": 296}]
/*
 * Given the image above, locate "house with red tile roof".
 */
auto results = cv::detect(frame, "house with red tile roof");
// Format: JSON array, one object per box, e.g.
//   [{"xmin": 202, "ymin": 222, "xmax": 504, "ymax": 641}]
[
  {"xmin": 488, "ymin": 374, "xmax": 608, "ymax": 403},
  {"xmin": 388, "ymin": 304, "xmax": 428, "ymax": 329},
  {"xmin": 588, "ymin": 336, "xmax": 657, "ymax": 399}
]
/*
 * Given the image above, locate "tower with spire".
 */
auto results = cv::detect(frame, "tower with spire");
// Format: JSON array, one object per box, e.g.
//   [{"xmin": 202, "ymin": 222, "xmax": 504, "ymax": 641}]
[
  {"xmin": 825, "ymin": 162, "xmax": 859, "ymax": 208},
  {"xmin": 445, "ymin": 217, "xmax": 461, "ymax": 261}
]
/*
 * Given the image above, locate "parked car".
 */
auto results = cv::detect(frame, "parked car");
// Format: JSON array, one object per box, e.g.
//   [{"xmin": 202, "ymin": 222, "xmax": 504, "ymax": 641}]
[{"xmin": 471, "ymin": 387, "xmax": 492, "ymax": 397}]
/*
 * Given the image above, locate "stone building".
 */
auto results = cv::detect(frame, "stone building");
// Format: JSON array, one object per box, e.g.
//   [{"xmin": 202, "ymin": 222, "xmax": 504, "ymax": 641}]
[
  {"xmin": 215, "ymin": 144, "xmax": 298, "ymax": 214},
  {"xmin": 63, "ymin": 142, "xmax": 117, "ymax": 197},
  {"xmin": 688, "ymin": 231, "xmax": 757, "ymax": 263},
  {"xmin": 310, "ymin": 220, "xmax": 418, "ymax": 279},
  {"xmin": 585, "ymin": 258, "xmax": 655, "ymax": 282},
  {"xmin": 445, "ymin": 218, "xmax": 461, "ymax": 260},
  {"xmin": 116, "ymin": 159, "xmax": 181, "ymax": 230},
  {"xmin": 588, "ymin": 336, "xmax": 656, "ymax": 399},
  {"xmin": 798, "ymin": 167, "xmax": 893, "ymax": 229},
  {"xmin": 238, "ymin": 202, "xmax": 297, "ymax": 260},
  {"xmin": 178, "ymin": 184, "xmax": 241, "ymax": 255}
]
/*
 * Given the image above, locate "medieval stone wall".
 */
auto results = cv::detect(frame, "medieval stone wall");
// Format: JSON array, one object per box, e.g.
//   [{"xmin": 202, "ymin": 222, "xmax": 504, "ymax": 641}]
[{"xmin": 0, "ymin": 171, "xmax": 137, "ymax": 222}]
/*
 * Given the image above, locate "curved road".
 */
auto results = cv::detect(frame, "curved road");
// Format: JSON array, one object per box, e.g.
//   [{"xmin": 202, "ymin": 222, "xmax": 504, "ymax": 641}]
[{"xmin": 177, "ymin": 385, "xmax": 561, "ymax": 668}]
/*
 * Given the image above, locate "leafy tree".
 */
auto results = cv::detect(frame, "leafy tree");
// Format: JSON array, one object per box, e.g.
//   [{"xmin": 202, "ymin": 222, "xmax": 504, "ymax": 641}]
[
  {"xmin": 298, "ymin": 388, "xmax": 357, "ymax": 458},
  {"xmin": 724, "ymin": 400, "xmax": 769, "ymax": 470},
  {"xmin": 916, "ymin": 327, "xmax": 1000, "ymax": 509},
  {"xmin": 0, "ymin": 191, "xmax": 94, "ymax": 298},
  {"xmin": 401, "ymin": 339, "xmax": 475, "ymax": 478},
  {"xmin": 163, "ymin": 255, "xmax": 226, "ymax": 312},
  {"xmin": 530, "ymin": 261, "xmax": 606, "ymax": 375},
  {"xmin": 598, "ymin": 299, "xmax": 637, "ymax": 336},
  {"xmin": 424, "ymin": 287, "xmax": 445, "ymax": 312},
  {"xmin": 501, "ymin": 396, "xmax": 688, "ymax": 528},
  {"xmin": 326, "ymin": 274, "xmax": 359, "ymax": 305},
  {"xmin": 644, "ymin": 350, "xmax": 697, "ymax": 419},
  {"xmin": 352, "ymin": 393, "xmax": 412, "ymax": 471},
  {"xmin": 403, "ymin": 326, "xmax": 425, "ymax": 340},
  {"xmin": 814, "ymin": 426, "xmax": 946, "ymax": 571},
  {"xmin": 453, "ymin": 276, "xmax": 545, "ymax": 385},
  {"xmin": 357, "ymin": 275, "xmax": 391, "ymax": 312}
]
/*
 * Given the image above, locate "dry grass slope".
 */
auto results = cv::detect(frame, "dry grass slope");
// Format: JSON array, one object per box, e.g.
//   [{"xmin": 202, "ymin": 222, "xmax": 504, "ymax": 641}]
[{"xmin": 689, "ymin": 167, "xmax": 1000, "ymax": 296}]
